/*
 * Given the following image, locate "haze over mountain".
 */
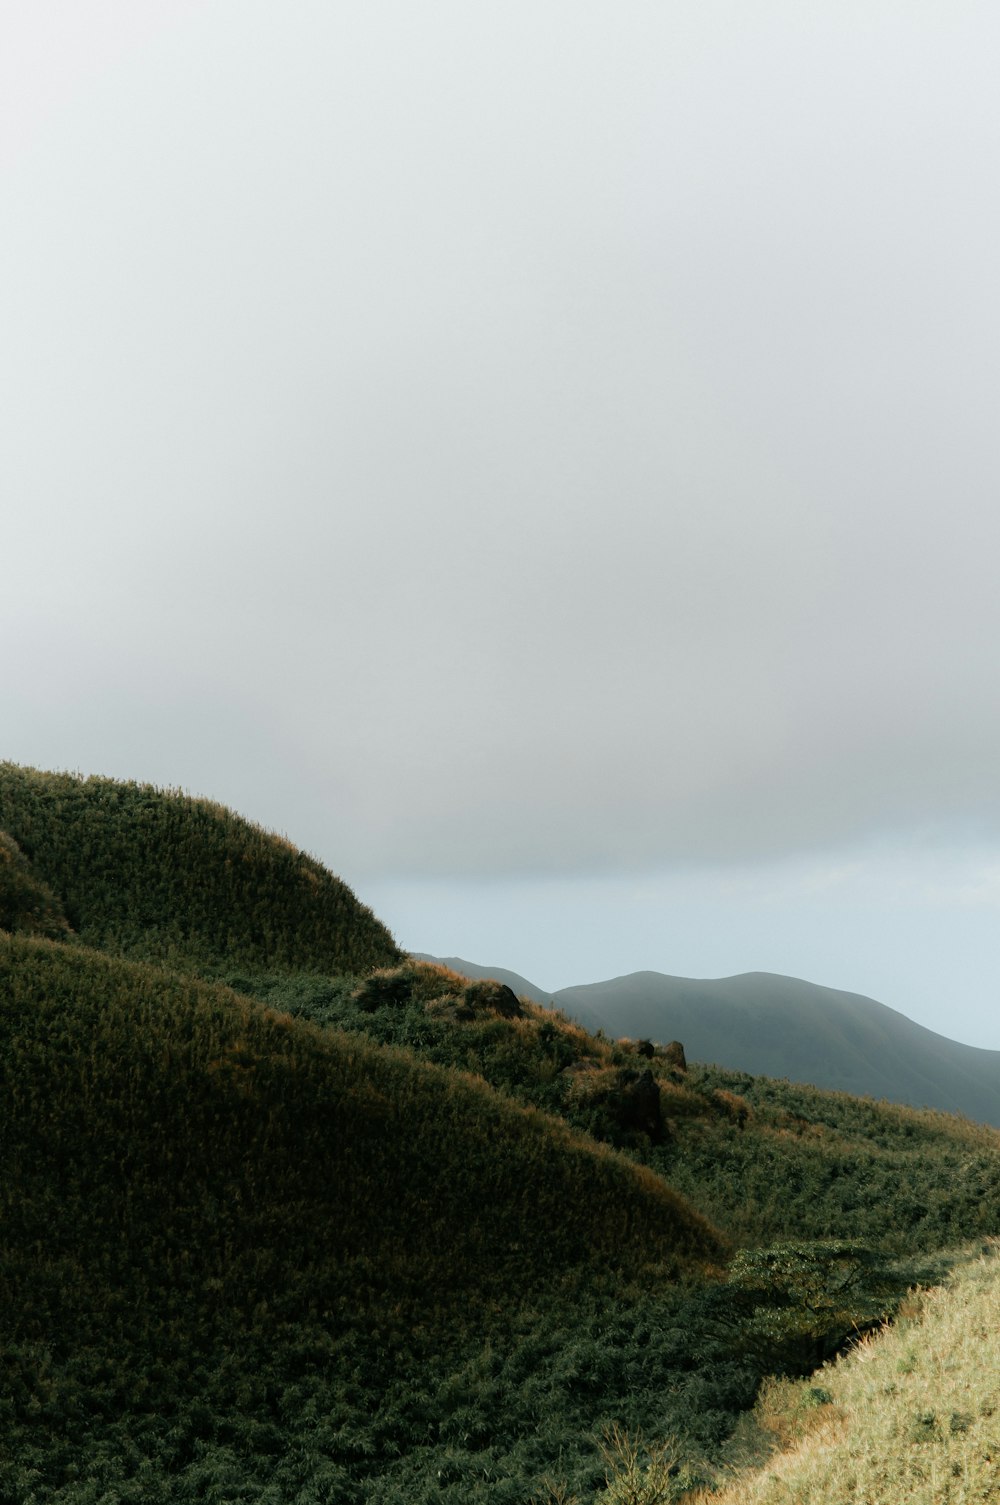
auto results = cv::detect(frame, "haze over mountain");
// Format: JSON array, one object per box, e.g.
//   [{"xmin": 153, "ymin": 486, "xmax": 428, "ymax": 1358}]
[{"xmin": 420, "ymin": 955, "xmax": 1000, "ymax": 1128}]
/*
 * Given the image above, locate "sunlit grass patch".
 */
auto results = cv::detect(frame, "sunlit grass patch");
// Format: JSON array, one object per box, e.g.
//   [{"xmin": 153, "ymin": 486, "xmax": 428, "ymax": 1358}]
[{"xmin": 688, "ymin": 1243, "xmax": 1000, "ymax": 1504}]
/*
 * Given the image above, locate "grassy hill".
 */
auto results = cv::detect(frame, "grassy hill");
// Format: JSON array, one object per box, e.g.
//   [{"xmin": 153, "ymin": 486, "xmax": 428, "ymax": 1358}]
[
  {"xmin": 0, "ymin": 933, "xmax": 734, "ymax": 1502},
  {"xmin": 4, "ymin": 769, "xmax": 1000, "ymax": 1500},
  {"xmin": 0, "ymin": 763, "xmax": 401, "ymax": 976},
  {"xmin": 1, "ymin": 934, "xmax": 720, "ymax": 1301},
  {"xmin": 418, "ymin": 956, "xmax": 1000, "ymax": 1127}
]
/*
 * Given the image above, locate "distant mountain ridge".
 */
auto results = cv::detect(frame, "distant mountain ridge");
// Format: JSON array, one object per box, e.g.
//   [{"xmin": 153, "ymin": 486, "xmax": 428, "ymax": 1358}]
[{"xmin": 419, "ymin": 956, "xmax": 1000, "ymax": 1127}]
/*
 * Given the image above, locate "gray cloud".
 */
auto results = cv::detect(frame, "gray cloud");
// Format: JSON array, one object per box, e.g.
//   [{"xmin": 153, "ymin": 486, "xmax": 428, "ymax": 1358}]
[{"xmin": 6, "ymin": 1, "xmax": 1000, "ymax": 882}]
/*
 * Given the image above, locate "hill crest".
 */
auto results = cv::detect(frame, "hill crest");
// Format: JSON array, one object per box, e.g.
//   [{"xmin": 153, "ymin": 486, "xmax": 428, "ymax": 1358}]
[{"xmin": 0, "ymin": 763, "xmax": 402, "ymax": 977}]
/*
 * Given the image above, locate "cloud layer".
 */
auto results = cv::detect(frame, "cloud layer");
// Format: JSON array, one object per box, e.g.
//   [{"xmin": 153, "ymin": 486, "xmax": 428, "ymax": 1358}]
[{"xmin": 5, "ymin": 2, "xmax": 1000, "ymax": 882}]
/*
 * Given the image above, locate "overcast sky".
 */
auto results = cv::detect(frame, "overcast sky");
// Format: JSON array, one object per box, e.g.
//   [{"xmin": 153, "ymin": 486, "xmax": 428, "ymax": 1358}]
[{"xmin": 6, "ymin": 3, "xmax": 1000, "ymax": 1045}]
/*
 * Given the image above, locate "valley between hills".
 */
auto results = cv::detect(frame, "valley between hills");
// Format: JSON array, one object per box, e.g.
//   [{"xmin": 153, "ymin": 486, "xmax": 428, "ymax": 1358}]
[{"xmin": 3, "ymin": 762, "xmax": 1000, "ymax": 1503}]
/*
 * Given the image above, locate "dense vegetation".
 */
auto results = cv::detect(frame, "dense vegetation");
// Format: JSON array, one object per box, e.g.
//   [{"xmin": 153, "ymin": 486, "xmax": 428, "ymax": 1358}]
[
  {"xmin": 1, "ymin": 934, "xmax": 747, "ymax": 1502},
  {"xmin": 2, "ymin": 765, "xmax": 999, "ymax": 1501}
]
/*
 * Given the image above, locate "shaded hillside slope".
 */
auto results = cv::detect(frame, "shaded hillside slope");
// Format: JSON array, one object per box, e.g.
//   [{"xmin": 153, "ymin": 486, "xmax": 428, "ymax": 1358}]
[
  {"xmin": 0, "ymin": 763, "xmax": 401, "ymax": 976},
  {"xmin": 1, "ymin": 936, "xmax": 720, "ymax": 1317},
  {"xmin": 554, "ymin": 969, "xmax": 1000, "ymax": 1126},
  {"xmin": 262, "ymin": 960, "xmax": 1000, "ymax": 1258},
  {"xmin": 0, "ymin": 935, "xmax": 734, "ymax": 1502}
]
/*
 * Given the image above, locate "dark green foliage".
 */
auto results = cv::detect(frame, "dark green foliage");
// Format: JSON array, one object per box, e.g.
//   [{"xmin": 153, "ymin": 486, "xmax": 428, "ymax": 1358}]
[
  {"xmin": 0, "ymin": 935, "xmax": 735, "ymax": 1501},
  {"xmin": 721, "ymin": 1240, "xmax": 925, "ymax": 1369},
  {"xmin": 660, "ymin": 1065, "xmax": 1000, "ymax": 1254},
  {"xmin": 0, "ymin": 763, "xmax": 401, "ymax": 975}
]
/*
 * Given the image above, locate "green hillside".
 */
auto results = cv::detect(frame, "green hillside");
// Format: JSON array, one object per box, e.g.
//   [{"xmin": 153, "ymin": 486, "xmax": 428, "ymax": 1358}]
[
  {"xmin": 0, "ymin": 934, "xmax": 720, "ymax": 1302},
  {"xmin": 0, "ymin": 763, "xmax": 401, "ymax": 976},
  {"xmin": 0, "ymin": 934, "xmax": 747, "ymax": 1501},
  {"xmin": 3, "ymin": 768, "xmax": 999, "ymax": 1501}
]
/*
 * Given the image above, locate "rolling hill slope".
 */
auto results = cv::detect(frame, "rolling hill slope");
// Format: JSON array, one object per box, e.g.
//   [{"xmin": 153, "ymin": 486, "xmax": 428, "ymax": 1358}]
[
  {"xmin": 5, "ymin": 774, "xmax": 1000, "ymax": 1499},
  {"xmin": 279, "ymin": 957, "xmax": 1000, "ymax": 1258},
  {"xmin": 0, "ymin": 933, "xmax": 726, "ymax": 1501},
  {"xmin": 1, "ymin": 934, "xmax": 720, "ymax": 1308}
]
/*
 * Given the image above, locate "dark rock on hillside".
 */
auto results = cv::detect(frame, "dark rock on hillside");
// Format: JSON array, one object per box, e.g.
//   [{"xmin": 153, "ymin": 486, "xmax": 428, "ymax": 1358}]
[
  {"xmin": 462, "ymin": 980, "xmax": 524, "ymax": 1019},
  {"xmin": 565, "ymin": 1063, "xmax": 667, "ymax": 1146},
  {"xmin": 354, "ymin": 961, "xmax": 527, "ymax": 1024}
]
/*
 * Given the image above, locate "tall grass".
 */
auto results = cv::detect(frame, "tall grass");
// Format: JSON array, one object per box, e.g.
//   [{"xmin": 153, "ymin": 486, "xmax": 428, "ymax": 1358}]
[
  {"xmin": 0, "ymin": 934, "xmax": 723, "ymax": 1314},
  {"xmin": 6, "ymin": 770, "xmax": 1000, "ymax": 1499}
]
